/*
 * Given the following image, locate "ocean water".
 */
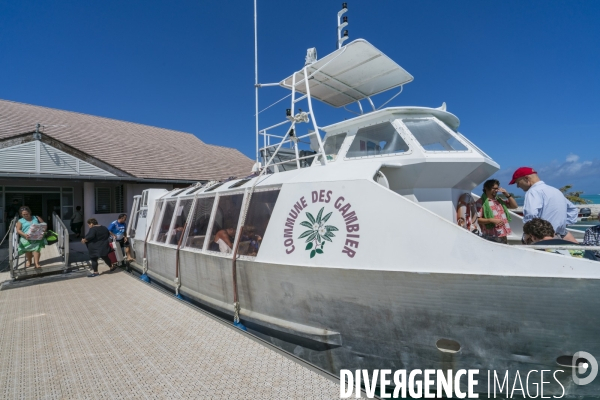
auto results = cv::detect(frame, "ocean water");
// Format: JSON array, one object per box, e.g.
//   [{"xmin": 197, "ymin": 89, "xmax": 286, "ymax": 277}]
[{"xmin": 514, "ymin": 194, "xmax": 600, "ymax": 207}]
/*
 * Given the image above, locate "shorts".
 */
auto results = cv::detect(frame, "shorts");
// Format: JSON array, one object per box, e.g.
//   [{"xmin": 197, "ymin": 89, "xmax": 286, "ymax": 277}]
[{"xmin": 117, "ymin": 238, "xmax": 130, "ymax": 248}]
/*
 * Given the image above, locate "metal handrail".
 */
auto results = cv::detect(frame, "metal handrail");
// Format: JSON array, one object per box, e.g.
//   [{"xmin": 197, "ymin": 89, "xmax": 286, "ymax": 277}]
[
  {"xmin": 521, "ymin": 245, "xmax": 600, "ymax": 250},
  {"xmin": 8, "ymin": 217, "xmax": 19, "ymax": 279},
  {"xmin": 52, "ymin": 212, "xmax": 70, "ymax": 268}
]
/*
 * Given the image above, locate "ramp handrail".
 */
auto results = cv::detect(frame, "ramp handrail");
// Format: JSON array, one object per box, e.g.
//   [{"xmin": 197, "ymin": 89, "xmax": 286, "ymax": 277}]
[
  {"xmin": 8, "ymin": 216, "xmax": 19, "ymax": 279},
  {"xmin": 52, "ymin": 212, "xmax": 70, "ymax": 269}
]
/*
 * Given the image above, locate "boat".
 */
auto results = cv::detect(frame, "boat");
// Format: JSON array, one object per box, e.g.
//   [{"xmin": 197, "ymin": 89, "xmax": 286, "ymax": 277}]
[{"xmin": 125, "ymin": 5, "xmax": 600, "ymax": 397}]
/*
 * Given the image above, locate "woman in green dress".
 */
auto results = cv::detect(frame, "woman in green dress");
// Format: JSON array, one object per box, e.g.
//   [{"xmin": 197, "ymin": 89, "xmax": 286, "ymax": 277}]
[{"xmin": 15, "ymin": 206, "xmax": 46, "ymax": 269}]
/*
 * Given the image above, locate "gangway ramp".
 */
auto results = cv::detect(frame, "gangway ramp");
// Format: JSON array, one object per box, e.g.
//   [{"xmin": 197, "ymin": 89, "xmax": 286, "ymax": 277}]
[{"xmin": 7, "ymin": 213, "xmax": 89, "ymax": 280}]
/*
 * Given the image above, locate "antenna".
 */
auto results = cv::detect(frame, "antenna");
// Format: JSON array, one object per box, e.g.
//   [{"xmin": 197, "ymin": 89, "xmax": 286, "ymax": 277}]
[{"xmin": 337, "ymin": 3, "xmax": 349, "ymax": 49}]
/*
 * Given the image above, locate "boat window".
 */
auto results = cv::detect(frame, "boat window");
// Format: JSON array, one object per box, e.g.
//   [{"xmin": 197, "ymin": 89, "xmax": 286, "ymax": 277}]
[
  {"xmin": 229, "ymin": 178, "xmax": 251, "ymax": 189},
  {"xmin": 346, "ymin": 122, "xmax": 409, "ymax": 158},
  {"xmin": 205, "ymin": 182, "xmax": 225, "ymax": 192},
  {"xmin": 186, "ymin": 186, "xmax": 203, "ymax": 195},
  {"xmin": 185, "ymin": 196, "xmax": 216, "ymax": 250},
  {"xmin": 169, "ymin": 199, "xmax": 194, "ymax": 245},
  {"xmin": 128, "ymin": 197, "xmax": 141, "ymax": 238},
  {"xmin": 239, "ymin": 190, "xmax": 281, "ymax": 257},
  {"xmin": 150, "ymin": 200, "xmax": 164, "ymax": 240},
  {"xmin": 403, "ymin": 119, "xmax": 468, "ymax": 151},
  {"xmin": 208, "ymin": 193, "xmax": 244, "ymax": 253},
  {"xmin": 171, "ymin": 188, "xmax": 187, "ymax": 197},
  {"xmin": 155, "ymin": 200, "xmax": 177, "ymax": 243},
  {"xmin": 323, "ymin": 133, "xmax": 347, "ymax": 161}
]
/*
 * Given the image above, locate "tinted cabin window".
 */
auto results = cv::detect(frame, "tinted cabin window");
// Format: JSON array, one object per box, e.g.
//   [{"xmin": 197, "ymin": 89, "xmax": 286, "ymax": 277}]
[
  {"xmin": 346, "ymin": 122, "xmax": 409, "ymax": 158},
  {"xmin": 129, "ymin": 198, "xmax": 140, "ymax": 238},
  {"xmin": 239, "ymin": 190, "xmax": 280, "ymax": 257},
  {"xmin": 169, "ymin": 199, "xmax": 194, "ymax": 245},
  {"xmin": 209, "ymin": 194, "xmax": 244, "ymax": 253},
  {"xmin": 403, "ymin": 119, "xmax": 468, "ymax": 151},
  {"xmin": 323, "ymin": 133, "xmax": 347, "ymax": 161},
  {"xmin": 186, "ymin": 186, "xmax": 203, "ymax": 195},
  {"xmin": 156, "ymin": 200, "xmax": 176, "ymax": 243},
  {"xmin": 186, "ymin": 197, "xmax": 215, "ymax": 250},
  {"xmin": 229, "ymin": 179, "xmax": 251, "ymax": 189},
  {"xmin": 150, "ymin": 200, "xmax": 164, "ymax": 240}
]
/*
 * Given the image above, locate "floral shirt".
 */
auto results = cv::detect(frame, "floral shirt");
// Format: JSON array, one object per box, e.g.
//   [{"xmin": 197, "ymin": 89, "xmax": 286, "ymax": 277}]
[{"xmin": 475, "ymin": 197, "xmax": 512, "ymax": 238}]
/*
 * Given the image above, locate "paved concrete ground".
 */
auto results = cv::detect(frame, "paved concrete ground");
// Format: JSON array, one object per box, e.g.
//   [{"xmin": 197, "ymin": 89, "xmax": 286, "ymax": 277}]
[{"xmin": 0, "ymin": 264, "xmax": 340, "ymax": 399}]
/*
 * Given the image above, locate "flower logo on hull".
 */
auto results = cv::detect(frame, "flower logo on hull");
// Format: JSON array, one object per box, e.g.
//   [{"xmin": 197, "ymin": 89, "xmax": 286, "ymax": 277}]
[{"xmin": 298, "ymin": 207, "xmax": 339, "ymax": 258}]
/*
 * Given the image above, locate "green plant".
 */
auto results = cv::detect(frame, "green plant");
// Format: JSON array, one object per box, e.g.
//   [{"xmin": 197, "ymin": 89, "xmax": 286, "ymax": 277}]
[
  {"xmin": 559, "ymin": 185, "xmax": 590, "ymax": 205},
  {"xmin": 298, "ymin": 207, "xmax": 339, "ymax": 258}
]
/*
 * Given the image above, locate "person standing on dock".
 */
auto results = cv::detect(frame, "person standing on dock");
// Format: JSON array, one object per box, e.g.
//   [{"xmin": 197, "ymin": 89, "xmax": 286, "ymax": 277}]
[
  {"xmin": 82, "ymin": 218, "xmax": 115, "ymax": 277},
  {"xmin": 476, "ymin": 179, "xmax": 518, "ymax": 244},
  {"xmin": 15, "ymin": 206, "xmax": 46, "ymax": 269},
  {"xmin": 509, "ymin": 167, "xmax": 578, "ymax": 243},
  {"xmin": 70, "ymin": 206, "xmax": 84, "ymax": 239},
  {"xmin": 583, "ymin": 214, "xmax": 600, "ymax": 259},
  {"xmin": 108, "ymin": 214, "xmax": 135, "ymax": 262}
]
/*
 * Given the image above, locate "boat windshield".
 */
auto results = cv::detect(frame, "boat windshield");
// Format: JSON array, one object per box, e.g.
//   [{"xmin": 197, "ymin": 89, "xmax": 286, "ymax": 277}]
[
  {"xmin": 323, "ymin": 133, "xmax": 347, "ymax": 161},
  {"xmin": 346, "ymin": 122, "xmax": 409, "ymax": 158},
  {"xmin": 402, "ymin": 119, "xmax": 467, "ymax": 152}
]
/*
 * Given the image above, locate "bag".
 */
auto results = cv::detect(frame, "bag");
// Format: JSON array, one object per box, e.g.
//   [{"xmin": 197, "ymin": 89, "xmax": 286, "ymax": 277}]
[{"xmin": 45, "ymin": 230, "xmax": 58, "ymax": 245}]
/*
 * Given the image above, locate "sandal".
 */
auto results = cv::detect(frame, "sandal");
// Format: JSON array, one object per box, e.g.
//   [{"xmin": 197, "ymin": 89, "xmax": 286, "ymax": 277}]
[{"xmin": 109, "ymin": 266, "xmax": 118, "ymax": 272}]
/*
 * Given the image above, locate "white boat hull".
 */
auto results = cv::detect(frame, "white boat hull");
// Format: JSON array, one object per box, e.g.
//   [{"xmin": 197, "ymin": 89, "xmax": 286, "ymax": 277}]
[{"xmin": 134, "ymin": 240, "xmax": 600, "ymax": 397}]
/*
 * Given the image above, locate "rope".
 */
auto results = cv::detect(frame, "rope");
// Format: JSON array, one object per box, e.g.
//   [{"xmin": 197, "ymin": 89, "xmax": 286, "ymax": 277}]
[{"xmin": 254, "ymin": 93, "xmax": 292, "ymax": 116}]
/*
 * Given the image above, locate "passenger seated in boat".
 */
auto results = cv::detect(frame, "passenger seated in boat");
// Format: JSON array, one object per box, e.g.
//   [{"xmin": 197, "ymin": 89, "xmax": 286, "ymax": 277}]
[
  {"xmin": 213, "ymin": 227, "xmax": 235, "ymax": 254},
  {"xmin": 523, "ymin": 218, "xmax": 596, "ymax": 260},
  {"xmin": 170, "ymin": 224, "xmax": 185, "ymax": 245},
  {"xmin": 240, "ymin": 225, "xmax": 262, "ymax": 256}
]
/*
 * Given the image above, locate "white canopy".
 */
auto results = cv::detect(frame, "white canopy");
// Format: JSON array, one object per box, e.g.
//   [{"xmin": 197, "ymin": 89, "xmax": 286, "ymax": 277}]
[{"xmin": 280, "ymin": 39, "xmax": 413, "ymax": 108}]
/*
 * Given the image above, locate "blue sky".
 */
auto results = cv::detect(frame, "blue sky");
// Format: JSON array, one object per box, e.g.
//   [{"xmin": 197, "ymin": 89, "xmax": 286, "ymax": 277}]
[{"xmin": 1, "ymin": 1, "xmax": 599, "ymax": 193}]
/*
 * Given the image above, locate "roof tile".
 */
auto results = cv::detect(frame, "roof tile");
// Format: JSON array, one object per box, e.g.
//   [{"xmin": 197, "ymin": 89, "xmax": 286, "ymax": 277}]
[{"xmin": 0, "ymin": 99, "xmax": 254, "ymax": 181}]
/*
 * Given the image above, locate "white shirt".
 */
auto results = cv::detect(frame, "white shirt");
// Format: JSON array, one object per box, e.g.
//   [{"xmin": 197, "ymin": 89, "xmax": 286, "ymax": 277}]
[{"xmin": 523, "ymin": 181, "xmax": 579, "ymax": 235}]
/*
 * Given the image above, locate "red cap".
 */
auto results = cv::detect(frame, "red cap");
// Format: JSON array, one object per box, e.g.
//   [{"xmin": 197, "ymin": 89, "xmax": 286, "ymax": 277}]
[{"xmin": 509, "ymin": 167, "xmax": 537, "ymax": 185}]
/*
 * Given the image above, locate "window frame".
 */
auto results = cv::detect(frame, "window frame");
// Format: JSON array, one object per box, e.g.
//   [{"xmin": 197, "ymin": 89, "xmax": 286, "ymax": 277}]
[
  {"xmin": 235, "ymin": 186, "xmax": 281, "ymax": 259},
  {"xmin": 322, "ymin": 132, "xmax": 348, "ymax": 162},
  {"xmin": 398, "ymin": 116, "xmax": 471, "ymax": 154},
  {"xmin": 165, "ymin": 197, "xmax": 196, "ymax": 247},
  {"xmin": 180, "ymin": 193, "xmax": 216, "ymax": 252},
  {"xmin": 95, "ymin": 187, "xmax": 112, "ymax": 214},
  {"xmin": 343, "ymin": 119, "xmax": 413, "ymax": 160},
  {"xmin": 206, "ymin": 189, "xmax": 248, "ymax": 257}
]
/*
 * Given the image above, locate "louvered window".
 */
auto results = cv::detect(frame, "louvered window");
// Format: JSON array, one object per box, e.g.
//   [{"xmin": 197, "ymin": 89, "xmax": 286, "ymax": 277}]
[
  {"xmin": 96, "ymin": 187, "xmax": 111, "ymax": 214},
  {"xmin": 115, "ymin": 185, "xmax": 124, "ymax": 213}
]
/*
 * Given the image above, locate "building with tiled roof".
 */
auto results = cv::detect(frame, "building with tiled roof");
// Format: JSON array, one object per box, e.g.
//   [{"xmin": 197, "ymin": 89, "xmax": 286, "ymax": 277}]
[{"xmin": 0, "ymin": 99, "xmax": 254, "ymax": 235}]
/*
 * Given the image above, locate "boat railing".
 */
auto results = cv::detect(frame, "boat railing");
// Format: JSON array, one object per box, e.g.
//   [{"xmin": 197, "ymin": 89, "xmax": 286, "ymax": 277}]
[
  {"xmin": 521, "ymin": 245, "xmax": 600, "ymax": 251},
  {"xmin": 257, "ymin": 56, "xmax": 332, "ymax": 172}
]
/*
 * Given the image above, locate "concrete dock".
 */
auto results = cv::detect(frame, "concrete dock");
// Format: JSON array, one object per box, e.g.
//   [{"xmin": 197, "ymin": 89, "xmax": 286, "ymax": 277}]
[{"xmin": 0, "ymin": 264, "xmax": 340, "ymax": 399}]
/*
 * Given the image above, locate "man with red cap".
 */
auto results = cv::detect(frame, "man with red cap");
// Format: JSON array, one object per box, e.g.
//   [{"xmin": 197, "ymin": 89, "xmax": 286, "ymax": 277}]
[{"xmin": 509, "ymin": 167, "xmax": 579, "ymax": 243}]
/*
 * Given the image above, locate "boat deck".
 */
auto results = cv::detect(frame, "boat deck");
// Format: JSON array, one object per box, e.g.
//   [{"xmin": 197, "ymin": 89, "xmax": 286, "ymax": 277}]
[{"xmin": 0, "ymin": 264, "xmax": 339, "ymax": 399}]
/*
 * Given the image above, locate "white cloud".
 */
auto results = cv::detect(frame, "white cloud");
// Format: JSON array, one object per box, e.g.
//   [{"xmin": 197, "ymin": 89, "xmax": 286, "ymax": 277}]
[{"xmin": 566, "ymin": 153, "xmax": 579, "ymax": 163}]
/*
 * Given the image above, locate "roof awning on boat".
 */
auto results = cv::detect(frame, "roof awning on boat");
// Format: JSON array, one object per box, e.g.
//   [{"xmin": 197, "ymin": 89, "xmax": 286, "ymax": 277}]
[{"xmin": 279, "ymin": 39, "xmax": 414, "ymax": 108}]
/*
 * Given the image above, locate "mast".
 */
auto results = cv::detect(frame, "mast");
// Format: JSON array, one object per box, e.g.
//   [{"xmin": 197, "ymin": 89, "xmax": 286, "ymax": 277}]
[{"xmin": 254, "ymin": 0, "xmax": 259, "ymax": 164}]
